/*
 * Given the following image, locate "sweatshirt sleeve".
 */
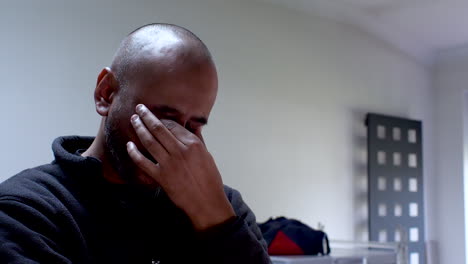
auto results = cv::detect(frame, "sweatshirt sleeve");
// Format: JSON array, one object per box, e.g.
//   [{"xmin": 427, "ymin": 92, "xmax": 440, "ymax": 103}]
[
  {"xmin": 0, "ymin": 198, "xmax": 72, "ymax": 264},
  {"xmin": 195, "ymin": 187, "xmax": 271, "ymax": 264}
]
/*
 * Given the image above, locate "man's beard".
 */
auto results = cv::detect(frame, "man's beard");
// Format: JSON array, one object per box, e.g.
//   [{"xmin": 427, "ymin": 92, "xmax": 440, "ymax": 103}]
[
  {"xmin": 103, "ymin": 115, "xmax": 160, "ymax": 191},
  {"xmin": 104, "ymin": 116, "xmax": 136, "ymax": 184}
]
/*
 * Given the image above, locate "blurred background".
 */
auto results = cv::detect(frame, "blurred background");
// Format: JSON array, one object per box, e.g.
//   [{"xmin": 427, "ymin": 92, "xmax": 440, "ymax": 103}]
[{"xmin": 1, "ymin": 0, "xmax": 467, "ymax": 263}]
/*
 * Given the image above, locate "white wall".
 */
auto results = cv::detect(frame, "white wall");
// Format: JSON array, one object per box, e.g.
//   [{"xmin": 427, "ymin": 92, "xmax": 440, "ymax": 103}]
[
  {"xmin": 0, "ymin": 0, "xmax": 435, "ymax": 248},
  {"xmin": 433, "ymin": 48, "xmax": 468, "ymax": 264}
]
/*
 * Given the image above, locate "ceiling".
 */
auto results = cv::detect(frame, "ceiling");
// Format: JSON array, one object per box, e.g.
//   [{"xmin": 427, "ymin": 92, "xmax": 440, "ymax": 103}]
[{"xmin": 258, "ymin": 0, "xmax": 468, "ymax": 66}]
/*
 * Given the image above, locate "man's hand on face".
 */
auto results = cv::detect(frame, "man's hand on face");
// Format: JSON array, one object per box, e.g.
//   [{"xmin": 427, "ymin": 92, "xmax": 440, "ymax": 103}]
[{"xmin": 126, "ymin": 104, "xmax": 236, "ymax": 231}]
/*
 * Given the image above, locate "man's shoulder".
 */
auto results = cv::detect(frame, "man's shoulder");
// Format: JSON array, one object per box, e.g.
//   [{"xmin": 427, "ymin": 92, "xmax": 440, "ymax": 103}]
[
  {"xmin": 0, "ymin": 163, "xmax": 68, "ymax": 204},
  {"xmin": 222, "ymin": 184, "xmax": 268, "ymax": 252},
  {"xmin": 223, "ymin": 185, "xmax": 254, "ymax": 218},
  {"xmin": 223, "ymin": 184, "xmax": 242, "ymax": 202}
]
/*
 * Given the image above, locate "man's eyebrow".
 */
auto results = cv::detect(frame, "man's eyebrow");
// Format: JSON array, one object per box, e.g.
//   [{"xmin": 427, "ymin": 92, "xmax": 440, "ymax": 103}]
[
  {"xmin": 150, "ymin": 104, "xmax": 208, "ymax": 125},
  {"xmin": 151, "ymin": 105, "xmax": 179, "ymax": 114}
]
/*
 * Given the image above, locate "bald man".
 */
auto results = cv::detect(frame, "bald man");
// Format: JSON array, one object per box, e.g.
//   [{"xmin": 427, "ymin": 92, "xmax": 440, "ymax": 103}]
[{"xmin": 0, "ymin": 24, "xmax": 270, "ymax": 264}]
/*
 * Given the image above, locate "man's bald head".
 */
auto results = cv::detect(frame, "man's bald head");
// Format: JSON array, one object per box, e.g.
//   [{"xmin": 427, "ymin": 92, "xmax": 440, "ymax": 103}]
[
  {"xmin": 110, "ymin": 23, "xmax": 214, "ymax": 91},
  {"xmin": 94, "ymin": 23, "xmax": 218, "ymax": 186}
]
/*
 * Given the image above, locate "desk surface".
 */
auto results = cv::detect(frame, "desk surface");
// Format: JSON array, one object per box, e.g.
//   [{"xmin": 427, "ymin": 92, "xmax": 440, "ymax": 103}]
[{"xmin": 270, "ymin": 248, "xmax": 397, "ymax": 264}]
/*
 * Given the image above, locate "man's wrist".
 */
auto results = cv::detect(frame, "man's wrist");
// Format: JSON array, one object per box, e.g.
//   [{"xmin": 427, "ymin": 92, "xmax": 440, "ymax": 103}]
[{"xmin": 188, "ymin": 200, "xmax": 236, "ymax": 231}]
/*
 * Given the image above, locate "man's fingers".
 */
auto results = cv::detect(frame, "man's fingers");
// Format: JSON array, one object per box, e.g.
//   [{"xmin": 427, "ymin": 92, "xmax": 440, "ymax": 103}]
[
  {"xmin": 126, "ymin": 141, "xmax": 161, "ymax": 180},
  {"xmin": 130, "ymin": 114, "xmax": 169, "ymax": 162},
  {"xmin": 160, "ymin": 119, "xmax": 204, "ymax": 147},
  {"xmin": 135, "ymin": 104, "xmax": 185, "ymax": 153}
]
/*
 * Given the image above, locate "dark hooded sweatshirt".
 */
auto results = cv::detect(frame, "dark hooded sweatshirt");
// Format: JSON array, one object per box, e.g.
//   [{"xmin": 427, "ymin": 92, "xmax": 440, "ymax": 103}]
[{"xmin": 0, "ymin": 136, "xmax": 271, "ymax": 264}]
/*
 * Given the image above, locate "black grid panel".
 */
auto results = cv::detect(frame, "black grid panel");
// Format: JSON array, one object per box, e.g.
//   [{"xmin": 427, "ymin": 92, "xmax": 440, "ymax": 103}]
[{"xmin": 366, "ymin": 113, "xmax": 425, "ymax": 264}]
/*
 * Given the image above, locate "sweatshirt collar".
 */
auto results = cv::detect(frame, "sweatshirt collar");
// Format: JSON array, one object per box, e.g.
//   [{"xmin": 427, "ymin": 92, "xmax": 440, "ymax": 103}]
[{"xmin": 52, "ymin": 135, "xmax": 102, "ymax": 177}]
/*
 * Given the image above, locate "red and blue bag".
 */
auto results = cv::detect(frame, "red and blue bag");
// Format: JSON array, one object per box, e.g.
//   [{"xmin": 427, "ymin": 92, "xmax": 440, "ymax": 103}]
[{"xmin": 259, "ymin": 217, "xmax": 330, "ymax": 256}]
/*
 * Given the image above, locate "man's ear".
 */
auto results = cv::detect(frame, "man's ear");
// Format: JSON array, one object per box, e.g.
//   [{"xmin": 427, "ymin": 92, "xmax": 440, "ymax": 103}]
[{"xmin": 94, "ymin": 67, "xmax": 119, "ymax": 117}]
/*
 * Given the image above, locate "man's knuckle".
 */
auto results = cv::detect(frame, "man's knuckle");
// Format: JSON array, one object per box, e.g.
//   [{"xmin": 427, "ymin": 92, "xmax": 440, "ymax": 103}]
[
  {"xmin": 189, "ymin": 138, "xmax": 202, "ymax": 148},
  {"xmin": 163, "ymin": 120, "xmax": 177, "ymax": 130},
  {"xmin": 183, "ymin": 141, "xmax": 200, "ymax": 154},
  {"xmin": 173, "ymin": 148, "xmax": 184, "ymax": 159},
  {"xmin": 150, "ymin": 122, "xmax": 164, "ymax": 133},
  {"xmin": 144, "ymin": 139, "xmax": 153, "ymax": 148}
]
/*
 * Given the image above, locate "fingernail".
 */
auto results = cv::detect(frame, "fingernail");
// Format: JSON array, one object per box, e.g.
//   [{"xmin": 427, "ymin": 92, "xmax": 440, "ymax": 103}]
[
  {"xmin": 126, "ymin": 141, "xmax": 132, "ymax": 148},
  {"xmin": 136, "ymin": 104, "xmax": 144, "ymax": 113},
  {"xmin": 131, "ymin": 114, "xmax": 139, "ymax": 122}
]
